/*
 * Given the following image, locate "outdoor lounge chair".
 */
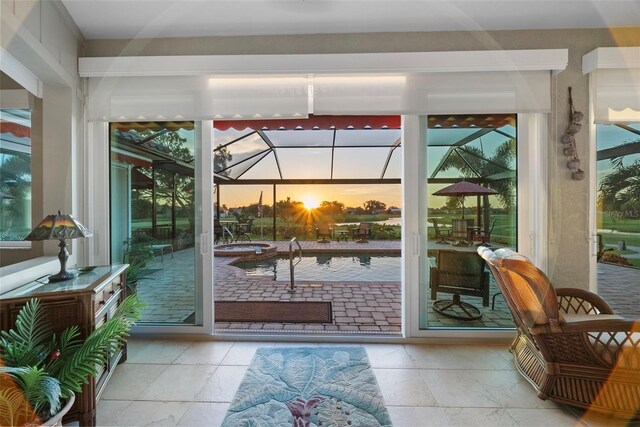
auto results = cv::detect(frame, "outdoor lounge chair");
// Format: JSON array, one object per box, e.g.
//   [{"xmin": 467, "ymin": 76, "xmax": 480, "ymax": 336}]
[
  {"xmin": 352, "ymin": 223, "xmax": 371, "ymax": 243},
  {"xmin": 315, "ymin": 225, "xmax": 333, "ymax": 243},
  {"xmin": 430, "ymin": 249, "xmax": 490, "ymax": 320},
  {"xmin": 478, "ymin": 246, "xmax": 640, "ymax": 420}
]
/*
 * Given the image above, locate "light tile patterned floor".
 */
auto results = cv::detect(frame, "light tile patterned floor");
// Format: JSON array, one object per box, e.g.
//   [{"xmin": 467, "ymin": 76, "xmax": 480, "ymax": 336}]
[{"xmin": 96, "ymin": 338, "xmax": 636, "ymax": 427}]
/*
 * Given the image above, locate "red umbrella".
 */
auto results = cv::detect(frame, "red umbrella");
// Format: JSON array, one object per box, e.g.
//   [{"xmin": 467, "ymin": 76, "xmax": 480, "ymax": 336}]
[{"xmin": 432, "ymin": 180, "xmax": 497, "ymax": 219}]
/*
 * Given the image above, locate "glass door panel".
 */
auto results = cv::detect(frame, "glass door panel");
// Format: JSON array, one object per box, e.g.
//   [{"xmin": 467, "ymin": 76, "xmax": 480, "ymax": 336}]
[
  {"xmin": 110, "ymin": 122, "xmax": 199, "ymax": 324},
  {"xmin": 595, "ymin": 123, "xmax": 640, "ymax": 318},
  {"xmin": 420, "ymin": 114, "xmax": 518, "ymax": 329}
]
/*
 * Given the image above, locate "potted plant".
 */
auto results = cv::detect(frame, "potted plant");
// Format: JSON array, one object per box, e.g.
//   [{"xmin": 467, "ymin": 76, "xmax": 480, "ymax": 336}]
[
  {"xmin": 122, "ymin": 235, "xmax": 155, "ymax": 293},
  {"xmin": 0, "ymin": 295, "xmax": 144, "ymax": 426}
]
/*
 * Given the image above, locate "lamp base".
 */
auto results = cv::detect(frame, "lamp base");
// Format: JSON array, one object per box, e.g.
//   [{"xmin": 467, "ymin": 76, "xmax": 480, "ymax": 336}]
[
  {"xmin": 48, "ymin": 238, "xmax": 77, "ymax": 282},
  {"xmin": 48, "ymin": 270, "xmax": 78, "ymax": 282}
]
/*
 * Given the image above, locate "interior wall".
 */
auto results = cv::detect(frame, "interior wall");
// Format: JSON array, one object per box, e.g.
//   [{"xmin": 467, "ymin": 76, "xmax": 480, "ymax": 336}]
[
  {"xmin": 0, "ymin": 0, "xmax": 85, "ymax": 276},
  {"xmin": 85, "ymin": 28, "xmax": 640, "ymax": 288},
  {"xmin": 0, "ymin": 93, "xmax": 43, "ymax": 267}
]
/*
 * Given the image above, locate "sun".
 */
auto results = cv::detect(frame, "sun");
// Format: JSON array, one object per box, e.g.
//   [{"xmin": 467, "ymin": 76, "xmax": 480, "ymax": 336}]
[{"xmin": 303, "ymin": 197, "xmax": 320, "ymax": 210}]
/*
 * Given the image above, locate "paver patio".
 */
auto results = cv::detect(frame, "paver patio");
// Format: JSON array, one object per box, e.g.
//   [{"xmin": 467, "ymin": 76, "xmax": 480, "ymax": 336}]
[{"xmin": 134, "ymin": 240, "xmax": 638, "ymax": 334}]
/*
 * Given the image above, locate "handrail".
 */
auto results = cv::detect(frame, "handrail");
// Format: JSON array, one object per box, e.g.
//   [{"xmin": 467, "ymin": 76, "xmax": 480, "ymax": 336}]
[{"xmin": 288, "ymin": 237, "xmax": 302, "ymax": 292}]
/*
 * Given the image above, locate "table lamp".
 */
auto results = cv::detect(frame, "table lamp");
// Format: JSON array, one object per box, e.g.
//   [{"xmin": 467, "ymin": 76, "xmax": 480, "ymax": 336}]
[{"xmin": 24, "ymin": 210, "xmax": 93, "ymax": 281}]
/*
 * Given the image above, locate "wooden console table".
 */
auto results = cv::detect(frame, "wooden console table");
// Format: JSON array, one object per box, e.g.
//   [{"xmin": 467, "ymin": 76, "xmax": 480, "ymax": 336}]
[{"xmin": 0, "ymin": 264, "xmax": 128, "ymax": 427}]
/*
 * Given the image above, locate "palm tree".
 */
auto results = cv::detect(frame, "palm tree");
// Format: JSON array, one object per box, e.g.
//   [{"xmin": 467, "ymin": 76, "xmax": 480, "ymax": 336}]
[
  {"xmin": 434, "ymin": 138, "xmax": 516, "ymax": 238},
  {"xmin": 437, "ymin": 138, "xmax": 517, "ymax": 210},
  {"xmin": 598, "ymin": 157, "xmax": 640, "ymax": 215}
]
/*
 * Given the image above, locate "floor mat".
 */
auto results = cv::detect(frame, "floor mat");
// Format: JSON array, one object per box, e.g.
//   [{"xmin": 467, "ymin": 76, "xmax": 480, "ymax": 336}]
[
  {"xmin": 214, "ymin": 301, "xmax": 332, "ymax": 323},
  {"xmin": 221, "ymin": 347, "xmax": 392, "ymax": 427}
]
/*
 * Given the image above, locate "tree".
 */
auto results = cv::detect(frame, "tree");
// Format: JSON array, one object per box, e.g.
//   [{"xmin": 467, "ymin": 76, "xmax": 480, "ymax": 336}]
[
  {"xmin": 275, "ymin": 197, "xmax": 306, "ymax": 238},
  {"xmin": 438, "ymin": 138, "xmax": 516, "ymax": 210},
  {"xmin": 317, "ymin": 201, "xmax": 345, "ymax": 218},
  {"xmin": 598, "ymin": 156, "xmax": 640, "ymax": 215},
  {"xmin": 214, "ymin": 146, "xmax": 232, "ymax": 177},
  {"xmin": 363, "ymin": 200, "xmax": 386, "ymax": 214},
  {"xmin": 0, "ymin": 152, "xmax": 31, "ymax": 237},
  {"xmin": 132, "ymin": 130, "xmax": 196, "ymax": 238}
]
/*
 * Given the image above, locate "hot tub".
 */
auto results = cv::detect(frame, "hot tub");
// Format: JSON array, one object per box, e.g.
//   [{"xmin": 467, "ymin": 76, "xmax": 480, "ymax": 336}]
[{"xmin": 213, "ymin": 242, "xmax": 277, "ymax": 260}]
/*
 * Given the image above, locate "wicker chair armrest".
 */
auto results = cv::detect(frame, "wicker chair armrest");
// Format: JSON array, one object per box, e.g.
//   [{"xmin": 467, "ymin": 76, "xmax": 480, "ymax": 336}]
[
  {"xmin": 532, "ymin": 320, "xmax": 640, "ymax": 368},
  {"xmin": 561, "ymin": 319, "xmax": 640, "ymax": 334},
  {"xmin": 531, "ymin": 319, "xmax": 640, "ymax": 335},
  {"xmin": 556, "ymin": 287, "xmax": 615, "ymax": 315}
]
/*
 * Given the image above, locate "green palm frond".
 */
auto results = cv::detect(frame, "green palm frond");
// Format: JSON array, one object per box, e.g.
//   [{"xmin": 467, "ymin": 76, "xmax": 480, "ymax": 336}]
[
  {"xmin": 0, "ymin": 366, "xmax": 61, "ymax": 416},
  {"xmin": 57, "ymin": 319, "xmax": 127, "ymax": 398},
  {"xmin": 57, "ymin": 296, "xmax": 145, "ymax": 398},
  {"xmin": 0, "ymin": 386, "xmax": 31, "ymax": 427},
  {"xmin": 46, "ymin": 326, "xmax": 83, "ymax": 377},
  {"xmin": 115, "ymin": 294, "xmax": 147, "ymax": 325},
  {"xmin": 0, "ymin": 299, "xmax": 51, "ymax": 367},
  {"xmin": 0, "ymin": 294, "xmax": 144, "ymax": 422}
]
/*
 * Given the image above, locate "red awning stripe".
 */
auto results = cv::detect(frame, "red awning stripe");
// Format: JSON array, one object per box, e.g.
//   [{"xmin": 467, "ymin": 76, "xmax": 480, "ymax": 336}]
[
  {"xmin": 0, "ymin": 121, "xmax": 30, "ymax": 138},
  {"xmin": 109, "ymin": 114, "xmax": 514, "ymax": 133},
  {"xmin": 212, "ymin": 115, "xmax": 401, "ymax": 131}
]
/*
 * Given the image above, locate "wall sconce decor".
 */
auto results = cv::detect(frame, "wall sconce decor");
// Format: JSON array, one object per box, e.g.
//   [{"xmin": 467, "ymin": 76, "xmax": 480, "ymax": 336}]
[
  {"xmin": 24, "ymin": 211, "xmax": 93, "ymax": 281},
  {"xmin": 561, "ymin": 87, "xmax": 585, "ymax": 180}
]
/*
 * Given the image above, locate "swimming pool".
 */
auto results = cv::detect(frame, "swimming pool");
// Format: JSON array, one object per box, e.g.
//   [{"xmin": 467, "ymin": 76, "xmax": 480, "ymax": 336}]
[{"xmin": 233, "ymin": 253, "xmax": 401, "ymax": 282}]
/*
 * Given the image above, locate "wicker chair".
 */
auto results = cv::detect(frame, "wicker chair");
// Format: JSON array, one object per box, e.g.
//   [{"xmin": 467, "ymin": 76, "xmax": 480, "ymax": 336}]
[{"xmin": 478, "ymin": 246, "xmax": 640, "ymax": 420}]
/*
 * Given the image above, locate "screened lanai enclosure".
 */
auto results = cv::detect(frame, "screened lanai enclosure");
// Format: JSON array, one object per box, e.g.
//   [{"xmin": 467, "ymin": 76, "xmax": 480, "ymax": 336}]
[
  {"xmin": 108, "ymin": 114, "xmax": 521, "ymax": 332},
  {"xmin": 213, "ymin": 115, "xmax": 402, "ymax": 242}
]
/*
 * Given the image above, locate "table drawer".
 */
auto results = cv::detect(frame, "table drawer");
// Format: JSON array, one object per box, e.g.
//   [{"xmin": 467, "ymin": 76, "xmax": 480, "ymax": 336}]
[{"xmin": 94, "ymin": 280, "xmax": 122, "ymax": 313}]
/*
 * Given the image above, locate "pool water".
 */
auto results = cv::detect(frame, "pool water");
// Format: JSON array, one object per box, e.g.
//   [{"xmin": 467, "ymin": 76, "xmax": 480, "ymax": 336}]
[{"xmin": 233, "ymin": 253, "xmax": 401, "ymax": 282}]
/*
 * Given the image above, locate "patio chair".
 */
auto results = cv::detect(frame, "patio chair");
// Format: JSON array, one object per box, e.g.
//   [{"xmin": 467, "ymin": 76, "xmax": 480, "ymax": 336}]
[
  {"xmin": 214, "ymin": 218, "xmax": 223, "ymax": 244},
  {"xmin": 430, "ymin": 249, "xmax": 490, "ymax": 320},
  {"xmin": 235, "ymin": 218, "xmax": 254, "ymax": 242},
  {"xmin": 352, "ymin": 223, "xmax": 371, "ymax": 243},
  {"xmin": 472, "ymin": 219, "xmax": 497, "ymax": 244},
  {"xmin": 315, "ymin": 224, "xmax": 333, "ymax": 243},
  {"xmin": 478, "ymin": 246, "xmax": 640, "ymax": 420},
  {"xmin": 432, "ymin": 219, "xmax": 452, "ymax": 243}
]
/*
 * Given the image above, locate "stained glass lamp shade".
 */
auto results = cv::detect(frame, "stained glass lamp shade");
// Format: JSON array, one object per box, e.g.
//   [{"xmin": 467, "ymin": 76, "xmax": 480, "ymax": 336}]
[{"xmin": 24, "ymin": 211, "xmax": 93, "ymax": 281}]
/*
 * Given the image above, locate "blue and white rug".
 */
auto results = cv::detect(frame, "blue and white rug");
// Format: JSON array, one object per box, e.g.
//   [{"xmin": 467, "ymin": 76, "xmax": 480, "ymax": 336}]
[{"xmin": 221, "ymin": 347, "xmax": 392, "ymax": 427}]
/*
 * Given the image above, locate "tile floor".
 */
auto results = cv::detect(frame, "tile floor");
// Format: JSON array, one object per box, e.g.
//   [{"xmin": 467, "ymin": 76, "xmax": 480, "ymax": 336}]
[{"xmin": 95, "ymin": 338, "xmax": 639, "ymax": 426}]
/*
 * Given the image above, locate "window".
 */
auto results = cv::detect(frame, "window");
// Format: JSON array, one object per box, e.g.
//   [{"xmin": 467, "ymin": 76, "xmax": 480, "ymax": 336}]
[{"xmin": 0, "ymin": 108, "xmax": 32, "ymax": 244}]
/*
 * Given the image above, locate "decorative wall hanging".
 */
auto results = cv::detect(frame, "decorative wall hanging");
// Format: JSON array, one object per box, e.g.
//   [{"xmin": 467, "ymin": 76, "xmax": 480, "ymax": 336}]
[{"xmin": 561, "ymin": 87, "xmax": 585, "ymax": 180}]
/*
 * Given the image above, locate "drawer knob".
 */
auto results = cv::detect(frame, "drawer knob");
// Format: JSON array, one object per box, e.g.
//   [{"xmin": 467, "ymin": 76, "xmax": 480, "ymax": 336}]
[
  {"xmin": 99, "ymin": 300, "xmax": 106, "ymax": 305},
  {"xmin": 109, "ymin": 290, "xmax": 115, "ymax": 295}
]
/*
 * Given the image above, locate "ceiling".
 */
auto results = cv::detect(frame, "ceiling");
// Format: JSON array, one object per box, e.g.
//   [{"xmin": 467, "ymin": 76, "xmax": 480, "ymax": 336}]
[{"xmin": 62, "ymin": 0, "xmax": 639, "ymax": 40}]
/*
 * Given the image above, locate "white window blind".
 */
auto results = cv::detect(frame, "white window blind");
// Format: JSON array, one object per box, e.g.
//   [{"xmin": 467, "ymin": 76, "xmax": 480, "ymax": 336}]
[
  {"xmin": 583, "ymin": 47, "xmax": 640, "ymax": 124},
  {"xmin": 85, "ymin": 50, "xmax": 565, "ymax": 121},
  {"xmin": 591, "ymin": 69, "xmax": 640, "ymax": 123}
]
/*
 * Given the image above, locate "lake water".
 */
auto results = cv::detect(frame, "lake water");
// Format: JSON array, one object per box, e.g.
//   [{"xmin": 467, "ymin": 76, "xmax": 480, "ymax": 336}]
[{"xmin": 336, "ymin": 217, "xmax": 402, "ymax": 227}]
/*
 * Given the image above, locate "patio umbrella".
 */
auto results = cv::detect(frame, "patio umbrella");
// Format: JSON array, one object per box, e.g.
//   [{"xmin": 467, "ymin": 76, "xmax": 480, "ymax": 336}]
[{"xmin": 432, "ymin": 180, "xmax": 497, "ymax": 219}]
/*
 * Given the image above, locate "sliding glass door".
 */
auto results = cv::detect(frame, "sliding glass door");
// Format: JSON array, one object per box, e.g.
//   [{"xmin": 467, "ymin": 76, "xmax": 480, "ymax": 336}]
[
  {"xmin": 593, "ymin": 123, "xmax": 640, "ymax": 318},
  {"xmin": 419, "ymin": 114, "xmax": 518, "ymax": 329},
  {"xmin": 110, "ymin": 122, "xmax": 203, "ymax": 325}
]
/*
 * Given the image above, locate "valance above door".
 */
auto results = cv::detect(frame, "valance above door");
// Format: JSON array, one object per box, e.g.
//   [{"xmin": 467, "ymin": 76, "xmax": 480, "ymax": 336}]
[
  {"xmin": 583, "ymin": 47, "xmax": 640, "ymax": 124},
  {"xmin": 82, "ymin": 50, "xmax": 567, "ymax": 122}
]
